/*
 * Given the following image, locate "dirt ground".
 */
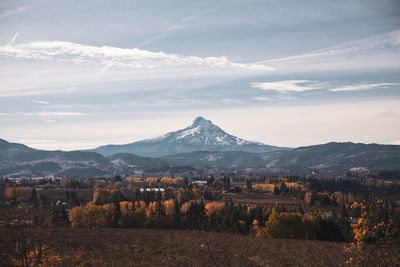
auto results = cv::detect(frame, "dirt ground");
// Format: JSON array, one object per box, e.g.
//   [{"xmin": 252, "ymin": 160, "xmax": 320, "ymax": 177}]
[{"xmin": 223, "ymin": 192, "xmax": 303, "ymax": 205}]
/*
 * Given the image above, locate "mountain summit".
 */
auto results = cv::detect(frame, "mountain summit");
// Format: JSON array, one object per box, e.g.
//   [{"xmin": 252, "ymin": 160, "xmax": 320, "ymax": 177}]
[
  {"xmin": 92, "ymin": 116, "xmax": 283, "ymax": 157},
  {"xmin": 147, "ymin": 117, "xmax": 254, "ymax": 147}
]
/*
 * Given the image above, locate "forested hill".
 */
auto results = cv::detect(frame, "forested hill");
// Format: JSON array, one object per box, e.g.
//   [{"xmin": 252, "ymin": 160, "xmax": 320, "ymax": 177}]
[{"xmin": 1, "ymin": 138, "xmax": 400, "ymax": 177}]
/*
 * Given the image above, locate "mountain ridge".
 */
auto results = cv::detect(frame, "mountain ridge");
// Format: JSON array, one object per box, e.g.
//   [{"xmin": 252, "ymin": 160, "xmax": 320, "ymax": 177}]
[
  {"xmin": 1, "ymin": 116, "xmax": 400, "ymax": 177},
  {"xmin": 91, "ymin": 116, "xmax": 284, "ymax": 157},
  {"xmin": 1, "ymin": 137, "xmax": 400, "ymax": 177}
]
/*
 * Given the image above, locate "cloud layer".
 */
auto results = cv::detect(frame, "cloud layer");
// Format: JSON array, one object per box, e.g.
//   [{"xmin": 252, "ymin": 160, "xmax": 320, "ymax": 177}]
[
  {"xmin": 0, "ymin": 41, "xmax": 272, "ymax": 71},
  {"xmin": 0, "ymin": 0, "xmax": 399, "ymax": 150},
  {"xmin": 329, "ymin": 83, "xmax": 400, "ymax": 92},
  {"xmin": 0, "ymin": 6, "xmax": 28, "ymax": 19},
  {"xmin": 251, "ymin": 80, "xmax": 400, "ymax": 93},
  {"xmin": 251, "ymin": 80, "xmax": 320, "ymax": 92},
  {"xmin": 264, "ymin": 30, "xmax": 400, "ymax": 72}
]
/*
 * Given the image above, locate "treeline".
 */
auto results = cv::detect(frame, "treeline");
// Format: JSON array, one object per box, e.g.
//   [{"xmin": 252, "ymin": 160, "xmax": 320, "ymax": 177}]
[
  {"xmin": 376, "ymin": 170, "xmax": 400, "ymax": 180},
  {"xmin": 251, "ymin": 176, "xmax": 400, "ymax": 204},
  {"xmin": 250, "ymin": 179, "xmax": 358, "ymax": 207},
  {"xmin": 67, "ymin": 187, "xmax": 352, "ymax": 242}
]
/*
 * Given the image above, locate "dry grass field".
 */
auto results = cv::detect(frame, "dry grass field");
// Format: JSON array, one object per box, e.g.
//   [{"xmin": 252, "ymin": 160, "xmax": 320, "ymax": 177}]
[
  {"xmin": 0, "ymin": 228, "xmax": 349, "ymax": 266},
  {"xmin": 223, "ymin": 192, "xmax": 303, "ymax": 205}
]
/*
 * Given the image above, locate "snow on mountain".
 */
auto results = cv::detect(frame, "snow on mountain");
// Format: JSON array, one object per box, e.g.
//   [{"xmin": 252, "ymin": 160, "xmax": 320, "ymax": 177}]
[
  {"xmin": 92, "ymin": 117, "xmax": 283, "ymax": 157},
  {"xmin": 148, "ymin": 117, "xmax": 251, "ymax": 147}
]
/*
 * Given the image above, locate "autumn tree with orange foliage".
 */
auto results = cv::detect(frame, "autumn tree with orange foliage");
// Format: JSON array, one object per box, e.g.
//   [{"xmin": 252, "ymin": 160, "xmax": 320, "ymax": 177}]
[
  {"xmin": 69, "ymin": 202, "xmax": 118, "ymax": 228},
  {"xmin": 5, "ymin": 186, "xmax": 31, "ymax": 202},
  {"xmin": 252, "ymin": 183, "xmax": 275, "ymax": 192},
  {"xmin": 163, "ymin": 199, "xmax": 175, "ymax": 216},
  {"xmin": 119, "ymin": 201, "xmax": 135, "ymax": 227},
  {"xmin": 205, "ymin": 202, "xmax": 224, "ymax": 216},
  {"xmin": 344, "ymin": 199, "xmax": 400, "ymax": 266},
  {"xmin": 160, "ymin": 177, "xmax": 183, "ymax": 185},
  {"xmin": 92, "ymin": 188, "xmax": 128, "ymax": 205}
]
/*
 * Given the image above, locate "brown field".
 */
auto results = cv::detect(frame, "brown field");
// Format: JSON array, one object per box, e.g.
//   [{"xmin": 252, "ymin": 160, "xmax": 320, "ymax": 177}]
[
  {"xmin": 0, "ymin": 228, "xmax": 349, "ymax": 266},
  {"xmin": 38, "ymin": 188, "xmax": 94, "ymax": 204},
  {"xmin": 223, "ymin": 192, "xmax": 303, "ymax": 205}
]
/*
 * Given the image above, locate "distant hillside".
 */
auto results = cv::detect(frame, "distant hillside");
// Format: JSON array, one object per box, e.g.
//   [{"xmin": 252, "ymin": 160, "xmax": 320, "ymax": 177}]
[
  {"xmin": 161, "ymin": 151, "xmax": 268, "ymax": 169},
  {"xmin": 92, "ymin": 117, "xmax": 284, "ymax": 157},
  {"xmin": 0, "ymin": 138, "xmax": 33, "ymax": 160},
  {"xmin": 1, "ymin": 138, "xmax": 400, "ymax": 177},
  {"xmin": 108, "ymin": 153, "xmax": 166, "ymax": 172},
  {"xmin": 158, "ymin": 142, "xmax": 400, "ymax": 171},
  {"xmin": 261, "ymin": 142, "xmax": 400, "ymax": 172},
  {"xmin": 0, "ymin": 138, "xmax": 112, "ymax": 177}
]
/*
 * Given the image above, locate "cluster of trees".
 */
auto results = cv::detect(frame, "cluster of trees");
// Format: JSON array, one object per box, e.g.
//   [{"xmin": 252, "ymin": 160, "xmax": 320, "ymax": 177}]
[
  {"xmin": 251, "ymin": 176, "xmax": 400, "ymax": 208},
  {"xmin": 66, "ymin": 186, "xmax": 217, "ymax": 230},
  {"xmin": 252, "ymin": 180, "xmax": 303, "ymax": 198},
  {"xmin": 3, "ymin": 182, "xmax": 360, "ymax": 242},
  {"xmin": 256, "ymin": 212, "xmax": 345, "ymax": 241},
  {"xmin": 66, "ymin": 187, "xmax": 356, "ymax": 242},
  {"xmin": 5, "ymin": 186, "xmax": 31, "ymax": 202},
  {"xmin": 68, "ymin": 196, "xmax": 257, "ymax": 233},
  {"xmin": 5, "ymin": 186, "xmax": 50, "ymax": 206},
  {"xmin": 160, "ymin": 177, "xmax": 183, "ymax": 184},
  {"xmin": 376, "ymin": 170, "xmax": 400, "ymax": 180},
  {"xmin": 252, "ymin": 183, "xmax": 275, "ymax": 192}
]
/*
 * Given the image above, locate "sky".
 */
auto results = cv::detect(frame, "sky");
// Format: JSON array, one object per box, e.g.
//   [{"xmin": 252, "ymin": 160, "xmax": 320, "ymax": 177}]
[{"xmin": 0, "ymin": 0, "xmax": 400, "ymax": 150}]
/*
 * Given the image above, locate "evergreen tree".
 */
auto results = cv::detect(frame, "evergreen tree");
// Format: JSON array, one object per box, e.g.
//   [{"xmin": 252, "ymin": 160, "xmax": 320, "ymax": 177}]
[
  {"xmin": 29, "ymin": 187, "xmax": 39, "ymax": 207},
  {"xmin": 245, "ymin": 178, "xmax": 252, "ymax": 192},
  {"xmin": 52, "ymin": 202, "xmax": 69, "ymax": 227}
]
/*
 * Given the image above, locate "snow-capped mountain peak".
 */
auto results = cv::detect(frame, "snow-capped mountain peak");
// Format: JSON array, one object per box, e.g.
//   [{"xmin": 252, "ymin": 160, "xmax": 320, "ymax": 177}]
[
  {"xmin": 152, "ymin": 116, "xmax": 253, "ymax": 147},
  {"xmin": 191, "ymin": 116, "xmax": 213, "ymax": 128},
  {"xmin": 93, "ymin": 117, "xmax": 282, "ymax": 157}
]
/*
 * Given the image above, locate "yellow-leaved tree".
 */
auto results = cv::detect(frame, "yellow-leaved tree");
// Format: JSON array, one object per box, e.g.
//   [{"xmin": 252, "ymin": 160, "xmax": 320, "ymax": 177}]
[{"xmin": 344, "ymin": 199, "xmax": 400, "ymax": 266}]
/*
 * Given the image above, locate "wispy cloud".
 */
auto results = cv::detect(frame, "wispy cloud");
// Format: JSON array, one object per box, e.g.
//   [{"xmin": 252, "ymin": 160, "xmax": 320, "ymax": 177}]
[
  {"xmin": 31, "ymin": 100, "xmax": 49, "ymax": 104},
  {"xmin": 0, "ymin": 6, "xmax": 28, "ymax": 19},
  {"xmin": 38, "ymin": 112, "xmax": 88, "ymax": 117},
  {"xmin": 263, "ymin": 30, "xmax": 400, "ymax": 72},
  {"xmin": 7, "ymin": 32, "xmax": 19, "ymax": 45},
  {"xmin": 0, "ymin": 40, "xmax": 273, "ymax": 98},
  {"xmin": 0, "ymin": 112, "xmax": 88, "ymax": 117},
  {"xmin": 137, "ymin": 15, "xmax": 197, "ymax": 48},
  {"xmin": 251, "ymin": 80, "xmax": 400, "ymax": 93},
  {"xmin": 251, "ymin": 80, "xmax": 321, "ymax": 92},
  {"xmin": 253, "ymin": 96, "xmax": 273, "ymax": 101},
  {"xmin": 267, "ymin": 30, "xmax": 400, "ymax": 64},
  {"xmin": 329, "ymin": 83, "xmax": 400, "ymax": 92},
  {"xmin": 221, "ymin": 98, "xmax": 241, "ymax": 103},
  {"xmin": 136, "ymin": 12, "xmax": 209, "ymax": 48},
  {"xmin": 0, "ymin": 41, "xmax": 272, "ymax": 71}
]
